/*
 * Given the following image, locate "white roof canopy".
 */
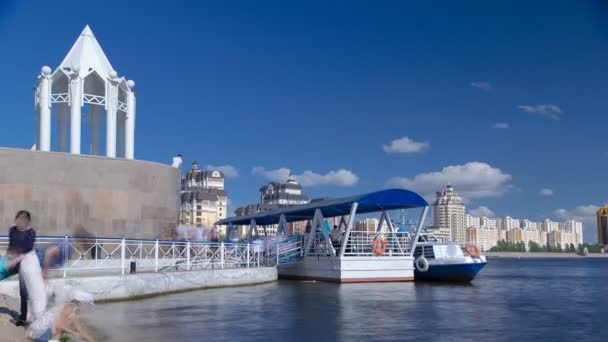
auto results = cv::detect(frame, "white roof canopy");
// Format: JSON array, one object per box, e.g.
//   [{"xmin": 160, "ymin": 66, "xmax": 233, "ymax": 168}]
[{"xmin": 53, "ymin": 25, "xmax": 116, "ymax": 80}]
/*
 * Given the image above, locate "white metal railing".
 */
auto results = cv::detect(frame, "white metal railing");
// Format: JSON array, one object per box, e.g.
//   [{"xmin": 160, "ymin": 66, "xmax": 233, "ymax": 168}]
[
  {"xmin": 0, "ymin": 236, "xmax": 266, "ymax": 278},
  {"xmin": 341, "ymin": 230, "xmax": 412, "ymax": 256},
  {"xmin": 50, "ymin": 93, "xmax": 69, "ymax": 103},
  {"xmin": 48, "ymin": 93, "xmax": 128, "ymax": 113},
  {"xmin": 83, "ymin": 93, "xmax": 106, "ymax": 106},
  {"xmin": 117, "ymin": 100, "xmax": 127, "ymax": 113}
]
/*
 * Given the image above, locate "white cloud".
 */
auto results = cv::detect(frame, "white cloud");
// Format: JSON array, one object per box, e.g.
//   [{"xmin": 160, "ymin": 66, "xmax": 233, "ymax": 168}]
[
  {"xmin": 471, "ymin": 81, "xmax": 492, "ymax": 91},
  {"xmin": 386, "ymin": 161, "xmax": 512, "ymax": 201},
  {"xmin": 252, "ymin": 167, "xmax": 359, "ymax": 187},
  {"xmin": 252, "ymin": 166, "xmax": 291, "ymax": 182},
  {"xmin": 492, "ymin": 122, "xmax": 510, "ymax": 129},
  {"xmin": 517, "ymin": 104, "xmax": 563, "ymax": 120},
  {"xmin": 297, "ymin": 170, "xmax": 359, "ymax": 187},
  {"xmin": 468, "ymin": 206, "xmax": 495, "ymax": 218},
  {"xmin": 554, "ymin": 205, "xmax": 598, "ymax": 223},
  {"xmin": 205, "ymin": 164, "xmax": 239, "ymax": 178},
  {"xmin": 538, "ymin": 188, "xmax": 554, "ymax": 196},
  {"xmin": 383, "ymin": 137, "xmax": 430, "ymax": 154}
]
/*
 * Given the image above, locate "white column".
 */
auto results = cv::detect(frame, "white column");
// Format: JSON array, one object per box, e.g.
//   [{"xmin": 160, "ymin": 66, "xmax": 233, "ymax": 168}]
[
  {"xmin": 38, "ymin": 66, "xmax": 52, "ymax": 152},
  {"xmin": 117, "ymin": 112, "xmax": 125, "ymax": 158},
  {"xmin": 69, "ymin": 66, "xmax": 82, "ymax": 154},
  {"xmin": 57, "ymin": 103, "xmax": 69, "ymax": 152},
  {"xmin": 89, "ymin": 105, "xmax": 101, "ymax": 155},
  {"xmin": 35, "ymin": 109, "xmax": 40, "ymax": 150},
  {"xmin": 125, "ymin": 81, "xmax": 136, "ymax": 159},
  {"xmin": 106, "ymin": 75, "xmax": 118, "ymax": 158}
]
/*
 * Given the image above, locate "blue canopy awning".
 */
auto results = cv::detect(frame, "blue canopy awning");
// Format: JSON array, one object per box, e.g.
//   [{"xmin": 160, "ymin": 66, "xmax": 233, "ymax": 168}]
[{"xmin": 216, "ymin": 188, "xmax": 428, "ymax": 226}]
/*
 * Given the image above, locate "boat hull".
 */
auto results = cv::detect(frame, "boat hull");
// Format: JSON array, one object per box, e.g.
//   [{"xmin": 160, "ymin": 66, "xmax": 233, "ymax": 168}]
[
  {"xmin": 278, "ymin": 255, "xmax": 415, "ymax": 283},
  {"xmin": 415, "ymin": 261, "xmax": 486, "ymax": 282}
]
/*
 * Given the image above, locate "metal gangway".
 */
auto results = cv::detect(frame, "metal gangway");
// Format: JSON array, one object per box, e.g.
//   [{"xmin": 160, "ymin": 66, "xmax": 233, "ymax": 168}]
[{"xmin": 259, "ymin": 235, "xmax": 304, "ymax": 266}]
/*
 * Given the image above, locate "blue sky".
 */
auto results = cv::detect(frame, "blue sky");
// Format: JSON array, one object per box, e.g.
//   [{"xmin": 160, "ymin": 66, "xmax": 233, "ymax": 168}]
[{"xmin": 0, "ymin": 1, "xmax": 606, "ymax": 240}]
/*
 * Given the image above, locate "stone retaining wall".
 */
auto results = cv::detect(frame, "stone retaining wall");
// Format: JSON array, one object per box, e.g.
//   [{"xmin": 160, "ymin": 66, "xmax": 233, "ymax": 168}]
[{"xmin": 0, "ymin": 147, "xmax": 180, "ymax": 239}]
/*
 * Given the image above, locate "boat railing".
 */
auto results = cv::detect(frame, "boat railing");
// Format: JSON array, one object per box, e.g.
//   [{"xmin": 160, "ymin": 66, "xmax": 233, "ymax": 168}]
[{"xmin": 342, "ymin": 230, "xmax": 412, "ymax": 257}]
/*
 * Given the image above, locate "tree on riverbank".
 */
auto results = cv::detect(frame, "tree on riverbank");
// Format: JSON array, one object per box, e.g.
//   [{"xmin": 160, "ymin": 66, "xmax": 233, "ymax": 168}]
[
  {"xmin": 578, "ymin": 243, "xmax": 602, "ymax": 254},
  {"xmin": 490, "ymin": 240, "xmax": 594, "ymax": 253},
  {"xmin": 490, "ymin": 240, "xmax": 527, "ymax": 252}
]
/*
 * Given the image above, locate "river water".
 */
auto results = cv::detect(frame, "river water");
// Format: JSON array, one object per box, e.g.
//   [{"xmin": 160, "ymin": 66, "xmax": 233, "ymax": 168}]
[{"xmin": 89, "ymin": 258, "xmax": 606, "ymax": 341}]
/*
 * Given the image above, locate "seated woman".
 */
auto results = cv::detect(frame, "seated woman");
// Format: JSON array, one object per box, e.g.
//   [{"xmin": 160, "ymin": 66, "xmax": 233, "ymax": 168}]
[
  {"xmin": 0, "ymin": 251, "xmax": 24, "ymax": 281},
  {"xmin": 27, "ymin": 291, "xmax": 96, "ymax": 342}
]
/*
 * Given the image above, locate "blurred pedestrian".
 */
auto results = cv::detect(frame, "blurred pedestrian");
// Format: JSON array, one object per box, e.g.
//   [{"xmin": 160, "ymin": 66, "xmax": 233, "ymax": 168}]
[
  {"xmin": 210, "ymin": 226, "xmax": 220, "ymax": 243},
  {"xmin": 171, "ymin": 153, "xmax": 183, "ymax": 169},
  {"xmin": 18, "ymin": 249, "xmax": 46, "ymax": 323},
  {"xmin": 8, "ymin": 210, "xmax": 37, "ymax": 326}
]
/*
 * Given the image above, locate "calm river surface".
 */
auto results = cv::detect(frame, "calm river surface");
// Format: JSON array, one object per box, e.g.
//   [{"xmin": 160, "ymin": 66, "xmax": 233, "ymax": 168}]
[{"xmin": 89, "ymin": 258, "xmax": 605, "ymax": 341}]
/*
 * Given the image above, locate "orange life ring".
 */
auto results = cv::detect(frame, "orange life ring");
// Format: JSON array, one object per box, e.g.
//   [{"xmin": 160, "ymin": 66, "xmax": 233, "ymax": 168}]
[
  {"xmin": 465, "ymin": 243, "xmax": 481, "ymax": 258},
  {"xmin": 371, "ymin": 236, "xmax": 386, "ymax": 255}
]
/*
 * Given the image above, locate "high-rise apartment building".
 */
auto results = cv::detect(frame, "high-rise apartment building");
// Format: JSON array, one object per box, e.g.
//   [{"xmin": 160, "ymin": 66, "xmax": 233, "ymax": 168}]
[
  {"xmin": 180, "ymin": 161, "xmax": 228, "ymax": 227},
  {"xmin": 433, "ymin": 185, "xmax": 466, "ymax": 244},
  {"xmin": 598, "ymin": 205, "xmax": 608, "ymax": 247}
]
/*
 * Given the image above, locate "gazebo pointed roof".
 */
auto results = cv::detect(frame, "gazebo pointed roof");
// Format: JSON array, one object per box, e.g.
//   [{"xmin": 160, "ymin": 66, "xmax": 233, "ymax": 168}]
[{"xmin": 54, "ymin": 25, "xmax": 115, "ymax": 80}]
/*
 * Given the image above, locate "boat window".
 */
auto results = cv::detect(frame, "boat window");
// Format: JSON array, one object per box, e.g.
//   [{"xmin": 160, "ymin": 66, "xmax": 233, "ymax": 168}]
[{"xmin": 414, "ymin": 246, "xmax": 435, "ymax": 259}]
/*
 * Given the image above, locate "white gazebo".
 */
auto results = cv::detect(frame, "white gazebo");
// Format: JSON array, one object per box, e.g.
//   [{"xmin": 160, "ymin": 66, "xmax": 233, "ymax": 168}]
[{"xmin": 35, "ymin": 25, "xmax": 136, "ymax": 159}]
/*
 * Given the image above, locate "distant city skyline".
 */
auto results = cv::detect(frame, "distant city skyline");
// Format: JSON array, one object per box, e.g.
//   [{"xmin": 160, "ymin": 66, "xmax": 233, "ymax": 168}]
[
  {"xmin": 0, "ymin": 1, "xmax": 606, "ymax": 241},
  {"xmin": 431, "ymin": 184, "xmax": 583, "ymax": 249}
]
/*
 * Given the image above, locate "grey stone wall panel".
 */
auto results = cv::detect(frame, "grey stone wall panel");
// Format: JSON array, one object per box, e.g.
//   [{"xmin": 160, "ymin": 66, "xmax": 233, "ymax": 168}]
[{"xmin": 0, "ymin": 148, "xmax": 180, "ymax": 238}]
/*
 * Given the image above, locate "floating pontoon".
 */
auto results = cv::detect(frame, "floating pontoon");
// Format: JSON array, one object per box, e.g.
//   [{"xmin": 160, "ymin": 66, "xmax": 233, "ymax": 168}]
[{"xmin": 216, "ymin": 189, "xmax": 429, "ymax": 283}]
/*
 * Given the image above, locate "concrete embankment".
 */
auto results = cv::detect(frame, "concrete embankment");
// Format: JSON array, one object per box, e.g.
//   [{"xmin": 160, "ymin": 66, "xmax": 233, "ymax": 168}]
[{"xmin": 0, "ymin": 267, "xmax": 277, "ymax": 302}]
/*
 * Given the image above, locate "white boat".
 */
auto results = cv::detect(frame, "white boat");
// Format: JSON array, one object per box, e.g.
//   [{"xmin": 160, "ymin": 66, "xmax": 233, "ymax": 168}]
[{"xmin": 412, "ymin": 233, "xmax": 487, "ymax": 282}]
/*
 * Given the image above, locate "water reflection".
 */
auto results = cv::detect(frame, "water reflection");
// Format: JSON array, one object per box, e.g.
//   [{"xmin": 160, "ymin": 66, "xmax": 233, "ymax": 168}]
[{"xmin": 90, "ymin": 258, "xmax": 608, "ymax": 342}]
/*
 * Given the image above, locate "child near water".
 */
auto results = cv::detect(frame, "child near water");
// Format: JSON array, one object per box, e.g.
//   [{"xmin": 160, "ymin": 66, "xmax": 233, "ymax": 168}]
[{"xmin": 27, "ymin": 291, "xmax": 97, "ymax": 342}]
